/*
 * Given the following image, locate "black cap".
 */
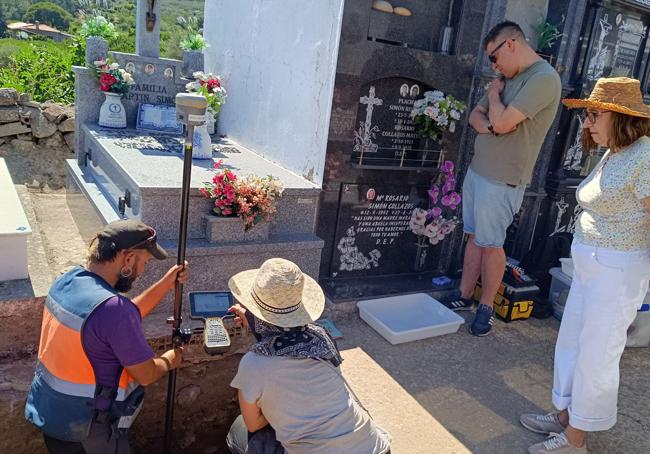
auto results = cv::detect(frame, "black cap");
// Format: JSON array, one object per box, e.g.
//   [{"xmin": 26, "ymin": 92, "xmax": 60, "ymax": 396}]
[{"xmin": 97, "ymin": 219, "xmax": 168, "ymax": 260}]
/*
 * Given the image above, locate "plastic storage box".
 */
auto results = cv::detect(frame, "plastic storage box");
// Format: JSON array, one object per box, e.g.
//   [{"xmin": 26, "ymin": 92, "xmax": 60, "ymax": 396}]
[
  {"xmin": 549, "ymin": 267, "xmax": 572, "ymax": 321},
  {"xmin": 559, "ymin": 258, "xmax": 574, "ymax": 277},
  {"xmin": 357, "ymin": 293, "xmax": 464, "ymax": 345}
]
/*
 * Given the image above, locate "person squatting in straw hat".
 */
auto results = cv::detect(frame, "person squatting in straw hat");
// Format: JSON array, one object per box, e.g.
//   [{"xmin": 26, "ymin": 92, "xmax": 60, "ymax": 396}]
[
  {"xmin": 225, "ymin": 258, "xmax": 392, "ymax": 454},
  {"xmin": 520, "ymin": 77, "xmax": 650, "ymax": 454},
  {"xmin": 24, "ymin": 219, "xmax": 188, "ymax": 454}
]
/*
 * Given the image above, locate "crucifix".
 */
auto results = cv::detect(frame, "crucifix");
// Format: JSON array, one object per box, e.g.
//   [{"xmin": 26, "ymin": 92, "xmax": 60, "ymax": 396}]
[
  {"xmin": 136, "ymin": 0, "xmax": 161, "ymax": 57},
  {"xmin": 147, "ymin": 0, "xmax": 157, "ymax": 31},
  {"xmin": 358, "ymin": 86, "xmax": 382, "ymax": 164}
]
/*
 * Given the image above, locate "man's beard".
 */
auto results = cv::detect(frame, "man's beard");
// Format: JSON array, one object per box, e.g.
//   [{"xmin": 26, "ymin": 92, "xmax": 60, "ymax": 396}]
[{"xmin": 115, "ymin": 273, "xmax": 136, "ymax": 293}]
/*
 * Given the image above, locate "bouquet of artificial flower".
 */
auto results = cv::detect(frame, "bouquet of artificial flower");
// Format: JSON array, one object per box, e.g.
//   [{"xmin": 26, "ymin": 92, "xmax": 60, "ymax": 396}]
[
  {"xmin": 185, "ymin": 72, "xmax": 227, "ymax": 116},
  {"xmin": 200, "ymin": 160, "xmax": 284, "ymax": 231},
  {"xmin": 80, "ymin": 15, "xmax": 118, "ymax": 40},
  {"xmin": 409, "ymin": 160, "xmax": 461, "ymax": 245},
  {"xmin": 410, "ymin": 90, "xmax": 466, "ymax": 142},
  {"xmin": 92, "ymin": 59, "xmax": 135, "ymax": 94}
]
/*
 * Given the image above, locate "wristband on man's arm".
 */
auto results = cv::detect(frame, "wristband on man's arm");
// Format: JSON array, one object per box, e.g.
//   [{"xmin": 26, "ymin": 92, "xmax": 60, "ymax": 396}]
[
  {"xmin": 487, "ymin": 122, "xmax": 499, "ymax": 136},
  {"xmin": 160, "ymin": 355, "xmax": 172, "ymax": 372}
]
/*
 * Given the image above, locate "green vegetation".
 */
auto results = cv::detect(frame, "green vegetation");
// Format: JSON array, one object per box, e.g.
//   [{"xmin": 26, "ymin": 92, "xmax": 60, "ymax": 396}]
[
  {"xmin": 0, "ymin": 38, "xmax": 79, "ymax": 103},
  {"xmin": 536, "ymin": 16, "xmax": 564, "ymax": 52},
  {"xmin": 25, "ymin": 2, "xmax": 73, "ymax": 31},
  {"xmin": 0, "ymin": 0, "xmax": 206, "ymax": 100},
  {"xmin": 79, "ymin": 15, "xmax": 117, "ymax": 39}
]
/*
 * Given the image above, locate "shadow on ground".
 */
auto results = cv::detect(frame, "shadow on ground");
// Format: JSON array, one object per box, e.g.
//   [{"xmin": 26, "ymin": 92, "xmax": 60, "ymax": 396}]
[{"xmin": 337, "ymin": 311, "xmax": 650, "ymax": 454}]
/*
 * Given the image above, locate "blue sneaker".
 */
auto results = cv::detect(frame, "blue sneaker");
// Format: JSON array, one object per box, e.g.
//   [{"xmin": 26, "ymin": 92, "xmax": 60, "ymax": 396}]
[
  {"xmin": 468, "ymin": 304, "xmax": 495, "ymax": 336},
  {"xmin": 439, "ymin": 289, "xmax": 476, "ymax": 311}
]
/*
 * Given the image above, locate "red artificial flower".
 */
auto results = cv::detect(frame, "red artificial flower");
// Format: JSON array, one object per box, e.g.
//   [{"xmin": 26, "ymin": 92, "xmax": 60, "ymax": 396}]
[
  {"xmin": 207, "ymin": 79, "xmax": 221, "ymax": 90},
  {"xmin": 99, "ymin": 73, "xmax": 117, "ymax": 91}
]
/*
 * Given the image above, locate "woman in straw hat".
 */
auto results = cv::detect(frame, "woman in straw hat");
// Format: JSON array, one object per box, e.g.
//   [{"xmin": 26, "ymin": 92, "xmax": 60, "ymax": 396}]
[
  {"xmin": 224, "ymin": 258, "xmax": 391, "ymax": 454},
  {"xmin": 520, "ymin": 77, "xmax": 650, "ymax": 454}
]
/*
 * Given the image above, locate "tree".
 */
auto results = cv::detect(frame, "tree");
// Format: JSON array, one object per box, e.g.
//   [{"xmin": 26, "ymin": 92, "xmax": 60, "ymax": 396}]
[
  {"xmin": 0, "ymin": 9, "xmax": 6, "ymax": 38},
  {"xmin": 24, "ymin": 2, "xmax": 73, "ymax": 31}
]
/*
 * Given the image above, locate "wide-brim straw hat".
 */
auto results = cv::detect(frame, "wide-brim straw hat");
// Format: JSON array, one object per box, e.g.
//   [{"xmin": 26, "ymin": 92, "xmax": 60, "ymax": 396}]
[
  {"xmin": 562, "ymin": 77, "xmax": 650, "ymax": 118},
  {"xmin": 228, "ymin": 258, "xmax": 325, "ymax": 328}
]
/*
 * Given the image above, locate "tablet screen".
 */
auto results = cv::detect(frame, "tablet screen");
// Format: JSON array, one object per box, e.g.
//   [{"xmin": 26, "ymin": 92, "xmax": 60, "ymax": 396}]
[{"xmin": 190, "ymin": 292, "xmax": 232, "ymax": 318}]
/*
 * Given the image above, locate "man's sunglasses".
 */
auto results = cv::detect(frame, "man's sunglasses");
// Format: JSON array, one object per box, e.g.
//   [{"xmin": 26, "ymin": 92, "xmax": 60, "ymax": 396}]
[
  {"xmin": 129, "ymin": 228, "xmax": 157, "ymax": 250},
  {"xmin": 488, "ymin": 38, "xmax": 512, "ymax": 63}
]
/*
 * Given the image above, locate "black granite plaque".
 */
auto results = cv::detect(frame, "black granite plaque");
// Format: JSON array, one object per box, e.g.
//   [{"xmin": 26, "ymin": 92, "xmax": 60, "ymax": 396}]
[
  {"xmin": 351, "ymin": 77, "xmax": 440, "ymax": 168},
  {"xmin": 585, "ymin": 10, "xmax": 645, "ymax": 89},
  {"xmin": 329, "ymin": 183, "xmax": 448, "ymax": 278}
]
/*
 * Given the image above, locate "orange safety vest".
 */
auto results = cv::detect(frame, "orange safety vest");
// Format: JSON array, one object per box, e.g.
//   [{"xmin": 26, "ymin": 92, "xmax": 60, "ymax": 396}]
[{"xmin": 25, "ymin": 266, "xmax": 143, "ymax": 442}]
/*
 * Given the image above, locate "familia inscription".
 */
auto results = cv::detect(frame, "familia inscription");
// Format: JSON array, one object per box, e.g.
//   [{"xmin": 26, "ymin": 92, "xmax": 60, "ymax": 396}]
[
  {"xmin": 110, "ymin": 53, "xmax": 190, "ymax": 126},
  {"xmin": 351, "ymin": 77, "xmax": 439, "ymax": 168}
]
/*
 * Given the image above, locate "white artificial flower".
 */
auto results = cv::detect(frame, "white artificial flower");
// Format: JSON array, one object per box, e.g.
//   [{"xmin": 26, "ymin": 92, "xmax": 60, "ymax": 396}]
[
  {"xmin": 109, "ymin": 63, "xmax": 119, "ymax": 70},
  {"xmin": 450, "ymin": 109, "xmax": 460, "ymax": 120},
  {"xmin": 93, "ymin": 59, "xmax": 106, "ymax": 66},
  {"xmin": 449, "ymin": 121, "xmax": 456, "ymax": 133},
  {"xmin": 424, "ymin": 106, "xmax": 434, "ymax": 116}
]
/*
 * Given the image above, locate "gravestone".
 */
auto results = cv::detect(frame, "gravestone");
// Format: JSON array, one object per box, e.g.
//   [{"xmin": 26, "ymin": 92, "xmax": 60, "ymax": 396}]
[
  {"xmin": 67, "ymin": 0, "xmax": 324, "ymax": 317},
  {"xmin": 315, "ymin": 0, "xmax": 486, "ymax": 294},
  {"xmin": 351, "ymin": 78, "xmax": 438, "ymax": 168}
]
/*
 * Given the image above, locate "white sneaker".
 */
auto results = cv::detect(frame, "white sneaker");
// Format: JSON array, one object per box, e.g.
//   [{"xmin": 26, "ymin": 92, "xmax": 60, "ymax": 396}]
[
  {"xmin": 528, "ymin": 432, "xmax": 587, "ymax": 454},
  {"xmin": 520, "ymin": 411, "xmax": 565, "ymax": 435}
]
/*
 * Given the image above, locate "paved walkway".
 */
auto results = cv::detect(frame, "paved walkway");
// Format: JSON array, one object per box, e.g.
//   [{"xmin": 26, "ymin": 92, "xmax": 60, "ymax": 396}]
[
  {"xmin": 4, "ymin": 189, "xmax": 650, "ymax": 453},
  {"xmin": 337, "ymin": 313, "xmax": 650, "ymax": 453}
]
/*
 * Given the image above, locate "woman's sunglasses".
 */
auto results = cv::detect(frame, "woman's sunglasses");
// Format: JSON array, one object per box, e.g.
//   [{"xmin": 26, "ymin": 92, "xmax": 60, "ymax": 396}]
[{"xmin": 584, "ymin": 110, "xmax": 611, "ymax": 123}]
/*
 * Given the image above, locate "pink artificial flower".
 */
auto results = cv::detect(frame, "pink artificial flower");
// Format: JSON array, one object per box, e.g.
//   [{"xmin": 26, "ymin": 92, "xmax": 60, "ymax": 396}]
[
  {"xmin": 222, "ymin": 208, "xmax": 232, "ymax": 215},
  {"xmin": 214, "ymin": 160, "xmax": 223, "ymax": 169}
]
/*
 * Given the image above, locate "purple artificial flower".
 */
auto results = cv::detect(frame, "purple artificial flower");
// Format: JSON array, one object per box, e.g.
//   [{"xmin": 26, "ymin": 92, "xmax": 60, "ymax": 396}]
[
  {"xmin": 441, "ymin": 192, "xmax": 461, "ymax": 210},
  {"xmin": 428, "ymin": 207, "xmax": 442, "ymax": 218},
  {"xmin": 442, "ymin": 180, "xmax": 455, "ymax": 194},
  {"xmin": 440, "ymin": 160, "xmax": 454, "ymax": 173},
  {"xmin": 427, "ymin": 185, "xmax": 440, "ymax": 204}
]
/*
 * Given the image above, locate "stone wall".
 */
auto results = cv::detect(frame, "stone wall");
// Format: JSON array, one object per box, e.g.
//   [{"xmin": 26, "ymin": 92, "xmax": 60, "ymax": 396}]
[{"xmin": 0, "ymin": 88, "xmax": 75, "ymax": 190}]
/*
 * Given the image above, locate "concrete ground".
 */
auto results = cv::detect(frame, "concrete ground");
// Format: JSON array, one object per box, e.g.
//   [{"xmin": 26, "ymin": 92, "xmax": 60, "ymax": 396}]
[{"xmin": 3, "ymin": 188, "xmax": 650, "ymax": 453}]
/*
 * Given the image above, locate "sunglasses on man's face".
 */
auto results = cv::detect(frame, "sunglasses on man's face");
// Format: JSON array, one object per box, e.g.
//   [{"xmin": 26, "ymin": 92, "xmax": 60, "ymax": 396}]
[
  {"xmin": 488, "ymin": 39, "xmax": 511, "ymax": 63},
  {"xmin": 129, "ymin": 228, "xmax": 157, "ymax": 250}
]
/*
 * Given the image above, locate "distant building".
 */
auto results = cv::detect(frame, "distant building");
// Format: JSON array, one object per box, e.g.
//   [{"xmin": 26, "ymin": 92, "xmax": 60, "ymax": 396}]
[{"xmin": 7, "ymin": 22, "xmax": 73, "ymax": 42}]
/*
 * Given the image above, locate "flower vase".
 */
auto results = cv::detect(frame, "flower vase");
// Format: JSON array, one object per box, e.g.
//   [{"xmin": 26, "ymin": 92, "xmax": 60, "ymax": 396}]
[
  {"xmin": 206, "ymin": 110, "xmax": 216, "ymax": 135},
  {"xmin": 98, "ymin": 92, "xmax": 126, "ymax": 128},
  {"xmin": 413, "ymin": 240, "xmax": 430, "ymax": 271},
  {"xmin": 192, "ymin": 124, "xmax": 213, "ymax": 159}
]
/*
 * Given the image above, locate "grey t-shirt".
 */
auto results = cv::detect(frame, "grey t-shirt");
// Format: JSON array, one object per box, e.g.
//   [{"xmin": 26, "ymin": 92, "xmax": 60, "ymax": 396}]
[
  {"xmin": 231, "ymin": 352, "xmax": 391, "ymax": 454},
  {"xmin": 472, "ymin": 59, "xmax": 561, "ymax": 185}
]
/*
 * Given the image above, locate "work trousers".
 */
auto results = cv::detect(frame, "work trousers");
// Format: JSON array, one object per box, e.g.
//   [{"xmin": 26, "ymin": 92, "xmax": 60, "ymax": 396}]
[{"xmin": 552, "ymin": 241, "xmax": 650, "ymax": 431}]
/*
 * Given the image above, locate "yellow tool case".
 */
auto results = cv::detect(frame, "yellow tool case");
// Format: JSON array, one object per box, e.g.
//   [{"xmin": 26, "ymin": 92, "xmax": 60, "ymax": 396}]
[{"xmin": 474, "ymin": 281, "xmax": 539, "ymax": 322}]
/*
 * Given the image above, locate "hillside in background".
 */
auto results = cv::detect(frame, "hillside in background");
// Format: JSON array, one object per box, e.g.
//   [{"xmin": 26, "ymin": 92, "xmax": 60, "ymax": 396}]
[{"xmin": 0, "ymin": 0, "xmax": 205, "ymax": 58}]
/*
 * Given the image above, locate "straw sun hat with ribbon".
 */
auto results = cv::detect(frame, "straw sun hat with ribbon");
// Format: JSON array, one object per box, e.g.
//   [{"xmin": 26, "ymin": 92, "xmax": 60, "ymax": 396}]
[
  {"xmin": 228, "ymin": 258, "xmax": 325, "ymax": 328},
  {"xmin": 562, "ymin": 77, "xmax": 650, "ymax": 118}
]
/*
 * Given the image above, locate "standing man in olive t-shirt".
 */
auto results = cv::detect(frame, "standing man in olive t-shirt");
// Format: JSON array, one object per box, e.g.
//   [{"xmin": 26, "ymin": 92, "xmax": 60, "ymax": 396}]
[{"xmin": 441, "ymin": 21, "xmax": 561, "ymax": 336}]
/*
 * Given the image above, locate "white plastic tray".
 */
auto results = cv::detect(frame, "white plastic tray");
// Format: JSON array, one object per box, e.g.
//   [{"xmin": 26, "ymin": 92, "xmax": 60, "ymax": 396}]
[{"xmin": 357, "ymin": 293, "xmax": 464, "ymax": 345}]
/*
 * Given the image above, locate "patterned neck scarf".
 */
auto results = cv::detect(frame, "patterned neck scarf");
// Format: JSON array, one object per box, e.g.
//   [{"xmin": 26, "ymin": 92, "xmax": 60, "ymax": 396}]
[{"xmin": 245, "ymin": 311, "xmax": 343, "ymax": 367}]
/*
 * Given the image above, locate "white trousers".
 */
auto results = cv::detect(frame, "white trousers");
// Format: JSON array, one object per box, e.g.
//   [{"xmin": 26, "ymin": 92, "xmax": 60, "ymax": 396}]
[{"xmin": 552, "ymin": 241, "xmax": 650, "ymax": 431}]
